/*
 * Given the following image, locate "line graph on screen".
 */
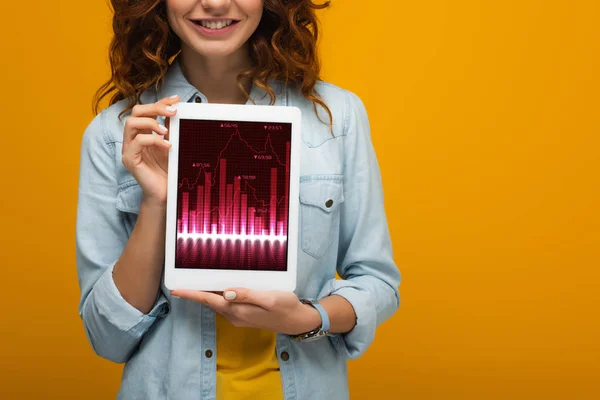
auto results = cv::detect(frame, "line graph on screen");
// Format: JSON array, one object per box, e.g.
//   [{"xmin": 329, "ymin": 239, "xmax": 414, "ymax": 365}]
[{"xmin": 175, "ymin": 120, "xmax": 291, "ymax": 271}]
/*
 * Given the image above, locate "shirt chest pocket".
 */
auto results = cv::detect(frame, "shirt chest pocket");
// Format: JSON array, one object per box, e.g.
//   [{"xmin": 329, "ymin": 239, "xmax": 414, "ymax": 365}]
[{"xmin": 299, "ymin": 177, "xmax": 345, "ymax": 259}]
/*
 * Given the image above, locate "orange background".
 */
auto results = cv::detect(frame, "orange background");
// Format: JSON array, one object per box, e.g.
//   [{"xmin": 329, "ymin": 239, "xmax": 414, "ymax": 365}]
[{"xmin": 1, "ymin": 0, "xmax": 599, "ymax": 398}]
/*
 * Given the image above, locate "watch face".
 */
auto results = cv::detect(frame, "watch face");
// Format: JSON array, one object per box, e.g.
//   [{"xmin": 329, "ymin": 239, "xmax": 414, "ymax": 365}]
[
  {"xmin": 308, "ymin": 331, "xmax": 329, "ymax": 341},
  {"xmin": 292, "ymin": 329, "xmax": 328, "ymax": 342}
]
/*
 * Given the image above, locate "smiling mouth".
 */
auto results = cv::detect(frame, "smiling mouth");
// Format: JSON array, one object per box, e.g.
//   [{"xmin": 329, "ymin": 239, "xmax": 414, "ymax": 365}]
[{"xmin": 192, "ymin": 19, "xmax": 240, "ymax": 30}]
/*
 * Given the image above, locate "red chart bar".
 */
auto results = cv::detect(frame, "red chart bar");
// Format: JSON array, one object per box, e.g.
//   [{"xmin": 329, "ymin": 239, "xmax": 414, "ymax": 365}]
[
  {"xmin": 241, "ymin": 194, "xmax": 248, "ymax": 235},
  {"xmin": 233, "ymin": 176, "xmax": 241, "ymax": 235},
  {"xmin": 270, "ymin": 167, "xmax": 277, "ymax": 236},
  {"xmin": 219, "ymin": 159, "xmax": 227, "ymax": 234},
  {"xmin": 182, "ymin": 192, "xmax": 189, "ymax": 234},
  {"xmin": 226, "ymin": 184, "xmax": 233, "ymax": 234},
  {"xmin": 248, "ymin": 207, "xmax": 255, "ymax": 235},
  {"xmin": 204, "ymin": 172, "xmax": 211, "ymax": 235},
  {"xmin": 196, "ymin": 185, "xmax": 204, "ymax": 234}
]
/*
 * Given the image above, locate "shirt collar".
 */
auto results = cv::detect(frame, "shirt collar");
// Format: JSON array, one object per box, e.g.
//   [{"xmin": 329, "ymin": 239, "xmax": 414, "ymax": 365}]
[{"xmin": 155, "ymin": 56, "xmax": 287, "ymax": 106}]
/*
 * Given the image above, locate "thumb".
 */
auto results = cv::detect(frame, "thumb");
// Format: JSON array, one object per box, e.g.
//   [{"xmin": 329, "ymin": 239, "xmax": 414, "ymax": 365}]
[
  {"xmin": 223, "ymin": 288, "xmax": 275, "ymax": 310},
  {"xmin": 223, "ymin": 290, "xmax": 238, "ymax": 301}
]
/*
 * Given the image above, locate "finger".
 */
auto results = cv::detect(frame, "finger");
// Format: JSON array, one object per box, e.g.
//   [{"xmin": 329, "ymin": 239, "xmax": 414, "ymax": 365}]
[
  {"xmin": 171, "ymin": 290, "xmax": 229, "ymax": 312},
  {"xmin": 131, "ymin": 98, "xmax": 179, "ymax": 119},
  {"xmin": 223, "ymin": 288, "xmax": 277, "ymax": 310},
  {"xmin": 124, "ymin": 117, "xmax": 169, "ymax": 145},
  {"xmin": 157, "ymin": 94, "xmax": 181, "ymax": 105},
  {"xmin": 152, "ymin": 96, "xmax": 178, "ymax": 142},
  {"xmin": 123, "ymin": 134, "xmax": 171, "ymax": 164}
]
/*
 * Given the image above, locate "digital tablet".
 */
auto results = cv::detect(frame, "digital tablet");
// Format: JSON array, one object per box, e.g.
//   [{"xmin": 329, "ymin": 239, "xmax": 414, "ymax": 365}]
[{"xmin": 164, "ymin": 103, "xmax": 301, "ymax": 292}]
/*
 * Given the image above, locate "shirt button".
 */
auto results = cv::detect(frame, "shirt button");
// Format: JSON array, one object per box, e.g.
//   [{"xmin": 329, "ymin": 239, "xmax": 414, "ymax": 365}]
[
  {"xmin": 205, "ymin": 349, "xmax": 213, "ymax": 358},
  {"xmin": 195, "ymin": 97, "xmax": 202, "ymax": 103},
  {"xmin": 325, "ymin": 199, "xmax": 334, "ymax": 208},
  {"xmin": 280, "ymin": 351, "xmax": 290, "ymax": 361}
]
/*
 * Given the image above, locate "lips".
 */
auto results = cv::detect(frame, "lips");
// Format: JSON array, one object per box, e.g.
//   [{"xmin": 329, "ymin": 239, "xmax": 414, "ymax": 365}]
[{"xmin": 191, "ymin": 19, "xmax": 240, "ymax": 30}]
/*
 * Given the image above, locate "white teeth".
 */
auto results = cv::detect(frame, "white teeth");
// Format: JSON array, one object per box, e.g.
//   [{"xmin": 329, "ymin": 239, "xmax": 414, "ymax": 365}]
[{"xmin": 199, "ymin": 20, "xmax": 233, "ymax": 29}]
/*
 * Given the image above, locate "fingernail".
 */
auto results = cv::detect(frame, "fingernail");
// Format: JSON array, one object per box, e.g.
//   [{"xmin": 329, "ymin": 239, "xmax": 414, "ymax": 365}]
[
  {"xmin": 158, "ymin": 124, "xmax": 168, "ymax": 133},
  {"xmin": 169, "ymin": 94, "xmax": 179, "ymax": 99},
  {"xmin": 164, "ymin": 140, "xmax": 171, "ymax": 146},
  {"xmin": 166, "ymin": 105, "xmax": 176, "ymax": 112},
  {"xmin": 224, "ymin": 291, "xmax": 237, "ymax": 301}
]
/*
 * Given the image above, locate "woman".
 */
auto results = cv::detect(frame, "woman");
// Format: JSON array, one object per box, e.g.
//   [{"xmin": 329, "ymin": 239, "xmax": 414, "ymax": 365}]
[{"xmin": 76, "ymin": 0, "xmax": 401, "ymax": 399}]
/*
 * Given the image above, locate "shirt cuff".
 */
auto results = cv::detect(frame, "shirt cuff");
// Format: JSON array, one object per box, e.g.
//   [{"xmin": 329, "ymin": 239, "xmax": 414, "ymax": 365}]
[
  {"xmin": 317, "ymin": 279, "xmax": 376, "ymax": 359},
  {"xmin": 93, "ymin": 262, "xmax": 169, "ymax": 337}
]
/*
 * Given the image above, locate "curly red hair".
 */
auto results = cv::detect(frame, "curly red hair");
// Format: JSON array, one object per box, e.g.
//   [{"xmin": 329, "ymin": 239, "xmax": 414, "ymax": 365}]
[{"xmin": 94, "ymin": 0, "xmax": 332, "ymax": 128}]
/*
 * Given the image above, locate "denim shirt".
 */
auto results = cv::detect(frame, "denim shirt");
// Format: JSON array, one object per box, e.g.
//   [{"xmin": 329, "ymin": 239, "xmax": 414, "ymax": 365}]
[{"xmin": 76, "ymin": 59, "xmax": 401, "ymax": 400}]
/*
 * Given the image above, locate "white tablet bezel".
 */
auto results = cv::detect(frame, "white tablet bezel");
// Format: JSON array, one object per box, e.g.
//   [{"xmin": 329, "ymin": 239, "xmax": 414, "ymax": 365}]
[{"xmin": 164, "ymin": 102, "xmax": 301, "ymax": 292}]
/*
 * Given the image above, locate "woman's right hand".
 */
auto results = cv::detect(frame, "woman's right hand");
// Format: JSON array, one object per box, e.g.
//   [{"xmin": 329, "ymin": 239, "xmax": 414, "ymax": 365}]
[{"xmin": 121, "ymin": 95, "xmax": 180, "ymax": 207}]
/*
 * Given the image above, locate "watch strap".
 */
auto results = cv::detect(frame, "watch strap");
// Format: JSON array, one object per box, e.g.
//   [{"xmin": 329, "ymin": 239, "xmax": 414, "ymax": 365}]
[
  {"xmin": 289, "ymin": 299, "xmax": 331, "ymax": 341},
  {"xmin": 308, "ymin": 299, "xmax": 330, "ymax": 333}
]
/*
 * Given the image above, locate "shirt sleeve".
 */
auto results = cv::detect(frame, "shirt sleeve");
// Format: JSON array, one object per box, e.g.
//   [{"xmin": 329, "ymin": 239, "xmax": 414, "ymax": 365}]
[
  {"xmin": 75, "ymin": 111, "xmax": 169, "ymax": 363},
  {"xmin": 317, "ymin": 90, "xmax": 401, "ymax": 359}
]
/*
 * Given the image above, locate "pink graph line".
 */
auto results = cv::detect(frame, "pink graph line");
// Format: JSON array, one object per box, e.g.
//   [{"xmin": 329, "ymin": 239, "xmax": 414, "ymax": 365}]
[
  {"xmin": 177, "ymin": 129, "xmax": 290, "ymax": 240},
  {"xmin": 179, "ymin": 129, "xmax": 288, "ymax": 191}
]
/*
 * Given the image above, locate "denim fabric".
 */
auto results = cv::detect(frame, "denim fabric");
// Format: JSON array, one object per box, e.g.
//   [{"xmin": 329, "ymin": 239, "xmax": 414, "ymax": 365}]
[{"xmin": 76, "ymin": 59, "xmax": 401, "ymax": 400}]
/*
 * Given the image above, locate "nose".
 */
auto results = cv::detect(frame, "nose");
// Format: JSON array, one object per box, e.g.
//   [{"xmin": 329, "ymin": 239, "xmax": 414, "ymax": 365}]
[{"xmin": 200, "ymin": 0, "xmax": 232, "ymax": 13}]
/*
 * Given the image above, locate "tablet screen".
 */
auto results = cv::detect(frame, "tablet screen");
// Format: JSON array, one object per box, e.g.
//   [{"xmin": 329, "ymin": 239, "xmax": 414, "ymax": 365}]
[{"xmin": 175, "ymin": 119, "xmax": 292, "ymax": 271}]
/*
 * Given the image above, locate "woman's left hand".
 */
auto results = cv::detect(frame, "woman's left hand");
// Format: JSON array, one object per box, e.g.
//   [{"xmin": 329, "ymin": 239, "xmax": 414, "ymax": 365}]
[{"xmin": 170, "ymin": 288, "xmax": 322, "ymax": 335}]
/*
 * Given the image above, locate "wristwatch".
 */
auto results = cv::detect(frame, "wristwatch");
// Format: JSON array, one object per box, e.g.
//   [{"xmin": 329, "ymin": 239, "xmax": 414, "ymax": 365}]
[{"xmin": 289, "ymin": 299, "xmax": 331, "ymax": 342}]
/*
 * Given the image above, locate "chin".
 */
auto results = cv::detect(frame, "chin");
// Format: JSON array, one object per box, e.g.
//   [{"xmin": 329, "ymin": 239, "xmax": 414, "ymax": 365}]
[{"xmin": 183, "ymin": 39, "xmax": 245, "ymax": 59}]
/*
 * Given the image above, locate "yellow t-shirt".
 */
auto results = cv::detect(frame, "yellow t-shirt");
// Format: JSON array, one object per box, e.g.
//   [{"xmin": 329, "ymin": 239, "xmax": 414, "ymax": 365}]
[{"xmin": 216, "ymin": 313, "xmax": 284, "ymax": 400}]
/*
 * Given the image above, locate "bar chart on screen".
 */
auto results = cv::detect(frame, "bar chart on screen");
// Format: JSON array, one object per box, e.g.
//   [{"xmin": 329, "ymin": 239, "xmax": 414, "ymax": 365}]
[{"xmin": 175, "ymin": 120, "xmax": 292, "ymax": 271}]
